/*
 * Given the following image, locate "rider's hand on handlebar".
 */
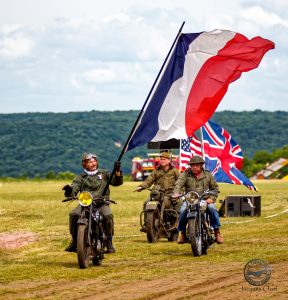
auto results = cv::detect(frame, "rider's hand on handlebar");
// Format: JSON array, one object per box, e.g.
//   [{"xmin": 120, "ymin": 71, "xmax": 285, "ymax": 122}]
[
  {"xmin": 172, "ymin": 193, "xmax": 180, "ymax": 199},
  {"xmin": 133, "ymin": 186, "xmax": 143, "ymax": 192},
  {"xmin": 205, "ymin": 198, "xmax": 214, "ymax": 204},
  {"xmin": 62, "ymin": 184, "xmax": 73, "ymax": 196}
]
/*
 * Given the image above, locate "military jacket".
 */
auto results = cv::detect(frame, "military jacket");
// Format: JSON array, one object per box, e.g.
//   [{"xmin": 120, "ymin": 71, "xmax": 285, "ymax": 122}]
[
  {"xmin": 69, "ymin": 169, "xmax": 123, "ymax": 198},
  {"xmin": 139, "ymin": 165, "xmax": 180, "ymax": 194},
  {"xmin": 173, "ymin": 169, "xmax": 219, "ymax": 201}
]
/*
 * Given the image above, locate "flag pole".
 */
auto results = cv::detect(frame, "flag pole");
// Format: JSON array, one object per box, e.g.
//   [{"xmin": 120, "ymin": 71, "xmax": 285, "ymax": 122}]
[
  {"xmin": 102, "ymin": 21, "xmax": 186, "ymax": 196},
  {"xmin": 200, "ymin": 126, "xmax": 205, "ymax": 158},
  {"xmin": 199, "ymin": 126, "xmax": 208, "ymax": 170}
]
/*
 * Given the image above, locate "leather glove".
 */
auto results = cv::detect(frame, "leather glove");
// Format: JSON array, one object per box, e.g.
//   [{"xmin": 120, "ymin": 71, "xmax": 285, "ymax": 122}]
[
  {"xmin": 62, "ymin": 184, "xmax": 73, "ymax": 197},
  {"xmin": 114, "ymin": 161, "xmax": 121, "ymax": 172}
]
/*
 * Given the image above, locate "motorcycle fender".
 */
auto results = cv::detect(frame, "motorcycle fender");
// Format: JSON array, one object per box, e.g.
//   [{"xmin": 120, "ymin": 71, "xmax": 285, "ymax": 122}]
[
  {"xmin": 145, "ymin": 201, "xmax": 159, "ymax": 211},
  {"xmin": 187, "ymin": 211, "xmax": 197, "ymax": 219},
  {"xmin": 77, "ymin": 218, "xmax": 88, "ymax": 226}
]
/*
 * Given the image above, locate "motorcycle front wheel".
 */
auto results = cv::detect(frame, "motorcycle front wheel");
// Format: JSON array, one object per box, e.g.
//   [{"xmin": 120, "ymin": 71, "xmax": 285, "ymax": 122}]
[
  {"xmin": 146, "ymin": 210, "xmax": 160, "ymax": 243},
  {"xmin": 77, "ymin": 224, "xmax": 91, "ymax": 269},
  {"xmin": 188, "ymin": 217, "xmax": 202, "ymax": 257}
]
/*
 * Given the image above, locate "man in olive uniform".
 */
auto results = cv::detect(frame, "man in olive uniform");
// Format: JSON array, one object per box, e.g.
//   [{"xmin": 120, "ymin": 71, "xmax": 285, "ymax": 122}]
[
  {"xmin": 134, "ymin": 151, "xmax": 180, "ymax": 231},
  {"xmin": 62, "ymin": 153, "xmax": 123, "ymax": 253},
  {"xmin": 172, "ymin": 155, "xmax": 224, "ymax": 244}
]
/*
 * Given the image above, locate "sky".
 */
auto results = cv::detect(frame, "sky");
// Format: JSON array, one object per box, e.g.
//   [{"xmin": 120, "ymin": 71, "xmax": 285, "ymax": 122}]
[{"xmin": 0, "ymin": 0, "xmax": 287, "ymax": 113}]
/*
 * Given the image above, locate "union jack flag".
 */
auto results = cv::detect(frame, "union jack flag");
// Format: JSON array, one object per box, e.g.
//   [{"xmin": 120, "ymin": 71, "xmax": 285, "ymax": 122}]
[{"xmin": 180, "ymin": 120, "xmax": 257, "ymax": 191}]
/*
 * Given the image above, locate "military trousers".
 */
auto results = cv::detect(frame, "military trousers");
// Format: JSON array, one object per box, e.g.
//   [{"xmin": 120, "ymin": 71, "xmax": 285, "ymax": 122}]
[{"xmin": 69, "ymin": 204, "xmax": 114, "ymax": 241}]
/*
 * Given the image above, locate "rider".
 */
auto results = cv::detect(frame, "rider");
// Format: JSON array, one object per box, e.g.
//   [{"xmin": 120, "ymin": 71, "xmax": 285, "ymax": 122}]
[
  {"xmin": 134, "ymin": 151, "xmax": 180, "ymax": 232},
  {"xmin": 172, "ymin": 155, "xmax": 224, "ymax": 244},
  {"xmin": 62, "ymin": 153, "xmax": 123, "ymax": 253}
]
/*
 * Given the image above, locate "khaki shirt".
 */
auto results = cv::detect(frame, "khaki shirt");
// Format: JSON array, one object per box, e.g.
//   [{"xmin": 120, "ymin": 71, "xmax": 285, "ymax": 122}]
[
  {"xmin": 173, "ymin": 169, "xmax": 219, "ymax": 202},
  {"xmin": 139, "ymin": 165, "xmax": 180, "ymax": 194},
  {"xmin": 69, "ymin": 168, "xmax": 123, "ymax": 198}
]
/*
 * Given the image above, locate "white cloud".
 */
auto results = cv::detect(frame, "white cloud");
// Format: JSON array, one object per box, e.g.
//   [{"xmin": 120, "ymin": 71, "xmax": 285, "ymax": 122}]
[
  {"xmin": 0, "ymin": 32, "xmax": 34, "ymax": 59},
  {"xmin": 0, "ymin": 0, "xmax": 286, "ymax": 113},
  {"xmin": 82, "ymin": 68, "xmax": 115, "ymax": 83},
  {"xmin": 240, "ymin": 6, "xmax": 288, "ymax": 28},
  {"xmin": 0, "ymin": 24, "xmax": 24, "ymax": 34}
]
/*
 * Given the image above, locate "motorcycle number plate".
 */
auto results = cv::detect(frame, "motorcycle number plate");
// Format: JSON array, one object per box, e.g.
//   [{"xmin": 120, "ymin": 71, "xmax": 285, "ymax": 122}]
[{"xmin": 146, "ymin": 201, "xmax": 158, "ymax": 210}]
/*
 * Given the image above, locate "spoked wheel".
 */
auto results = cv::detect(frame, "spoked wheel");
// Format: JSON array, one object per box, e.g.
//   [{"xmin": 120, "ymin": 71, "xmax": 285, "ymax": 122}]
[
  {"xmin": 164, "ymin": 210, "xmax": 178, "ymax": 242},
  {"xmin": 92, "ymin": 241, "xmax": 104, "ymax": 266},
  {"xmin": 188, "ymin": 217, "xmax": 202, "ymax": 257},
  {"xmin": 77, "ymin": 224, "xmax": 91, "ymax": 269},
  {"xmin": 146, "ymin": 210, "xmax": 160, "ymax": 243}
]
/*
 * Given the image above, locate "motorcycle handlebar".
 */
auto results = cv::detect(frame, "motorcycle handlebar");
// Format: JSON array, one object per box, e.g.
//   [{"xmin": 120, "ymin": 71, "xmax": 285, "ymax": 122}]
[
  {"xmin": 93, "ymin": 197, "xmax": 117, "ymax": 204},
  {"xmin": 62, "ymin": 197, "xmax": 76, "ymax": 202},
  {"xmin": 177, "ymin": 189, "xmax": 218, "ymax": 199},
  {"xmin": 62, "ymin": 197, "xmax": 117, "ymax": 204},
  {"xmin": 105, "ymin": 199, "xmax": 117, "ymax": 204}
]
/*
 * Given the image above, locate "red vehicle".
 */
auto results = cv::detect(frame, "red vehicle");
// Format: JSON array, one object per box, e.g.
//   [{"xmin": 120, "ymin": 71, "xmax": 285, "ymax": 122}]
[{"xmin": 131, "ymin": 153, "xmax": 179, "ymax": 181}]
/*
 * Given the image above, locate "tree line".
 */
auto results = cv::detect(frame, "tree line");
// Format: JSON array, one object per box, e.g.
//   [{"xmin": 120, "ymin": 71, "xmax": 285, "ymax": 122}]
[{"xmin": 0, "ymin": 110, "xmax": 287, "ymax": 179}]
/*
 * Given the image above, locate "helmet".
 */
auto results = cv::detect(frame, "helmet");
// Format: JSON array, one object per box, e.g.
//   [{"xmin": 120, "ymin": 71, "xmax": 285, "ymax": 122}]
[
  {"xmin": 188, "ymin": 155, "xmax": 205, "ymax": 165},
  {"xmin": 159, "ymin": 152, "xmax": 170, "ymax": 159},
  {"xmin": 82, "ymin": 153, "xmax": 97, "ymax": 162}
]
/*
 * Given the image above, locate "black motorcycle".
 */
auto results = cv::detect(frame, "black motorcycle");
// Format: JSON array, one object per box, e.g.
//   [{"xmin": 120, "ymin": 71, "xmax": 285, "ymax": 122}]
[
  {"xmin": 180, "ymin": 190, "xmax": 217, "ymax": 256},
  {"xmin": 63, "ymin": 191, "xmax": 116, "ymax": 269},
  {"xmin": 140, "ymin": 185, "xmax": 178, "ymax": 243}
]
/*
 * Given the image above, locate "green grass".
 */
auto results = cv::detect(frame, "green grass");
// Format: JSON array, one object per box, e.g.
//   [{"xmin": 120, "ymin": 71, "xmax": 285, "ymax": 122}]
[{"xmin": 0, "ymin": 180, "xmax": 287, "ymax": 298}]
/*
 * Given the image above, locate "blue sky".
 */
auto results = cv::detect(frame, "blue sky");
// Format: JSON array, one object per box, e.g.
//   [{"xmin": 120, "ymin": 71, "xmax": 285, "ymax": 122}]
[{"xmin": 0, "ymin": 0, "xmax": 287, "ymax": 113}]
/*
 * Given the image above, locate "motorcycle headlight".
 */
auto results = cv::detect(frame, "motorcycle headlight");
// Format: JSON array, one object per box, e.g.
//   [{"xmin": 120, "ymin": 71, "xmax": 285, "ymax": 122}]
[
  {"xmin": 185, "ymin": 193, "xmax": 199, "ymax": 205},
  {"xmin": 150, "ymin": 189, "xmax": 160, "ymax": 201},
  {"xmin": 78, "ymin": 191, "xmax": 93, "ymax": 206}
]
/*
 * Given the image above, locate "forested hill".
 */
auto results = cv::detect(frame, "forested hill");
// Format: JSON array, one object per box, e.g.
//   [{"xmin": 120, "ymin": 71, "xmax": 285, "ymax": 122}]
[{"xmin": 0, "ymin": 110, "xmax": 287, "ymax": 177}]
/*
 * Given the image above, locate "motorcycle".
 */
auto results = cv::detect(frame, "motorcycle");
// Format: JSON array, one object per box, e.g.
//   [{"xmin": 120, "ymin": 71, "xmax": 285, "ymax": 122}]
[
  {"xmin": 62, "ymin": 191, "xmax": 116, "ymax": 269},
  {"xmin": 180, "ymin": 190, "xmax": 218, "ymax": 256},
  {"xmin": 140, "ymin": 185, "xmax": 179, "ymax": 243}
]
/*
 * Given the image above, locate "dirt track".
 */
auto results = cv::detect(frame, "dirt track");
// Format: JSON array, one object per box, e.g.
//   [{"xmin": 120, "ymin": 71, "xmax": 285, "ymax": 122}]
[
  {"xmin": 1, "ymin": 263, "xmax": 286, "ymax": 299},
  {"xmin": 1, "ymin": 254, "xmax": 287, "ymax": 299}
]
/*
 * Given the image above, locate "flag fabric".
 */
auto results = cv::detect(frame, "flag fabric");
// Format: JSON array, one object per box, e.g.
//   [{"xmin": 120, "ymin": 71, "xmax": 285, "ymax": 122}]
[
  {"xmin": 180, "ymin": 136, "xmax": 202, "ymax": 170},
  {"xmin": 126, "ymin": 29, "xmax": 274, "ymax": 151},
  {"xmin": 180, "ymin": 120, "xmax": 257, "ymax": 191}
]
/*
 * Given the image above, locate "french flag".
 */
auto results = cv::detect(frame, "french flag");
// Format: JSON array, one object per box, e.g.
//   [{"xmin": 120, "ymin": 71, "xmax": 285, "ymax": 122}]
[{"xmin": 126, "ymin": 29, "xmax": 274, "ymax": 151}]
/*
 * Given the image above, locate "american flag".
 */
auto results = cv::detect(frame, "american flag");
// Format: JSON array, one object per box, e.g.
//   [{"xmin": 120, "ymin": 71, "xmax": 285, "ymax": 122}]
[
  {"xmin": 180, "ymin": 136, "xmax": 202, "ymax": 171},
  {"xmin": 180, "ymin": 120, "xmax": 257, "ymax": 191}
]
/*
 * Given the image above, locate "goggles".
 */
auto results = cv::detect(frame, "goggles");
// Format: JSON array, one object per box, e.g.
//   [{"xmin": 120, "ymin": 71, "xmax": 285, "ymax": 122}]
[{"xmin": 82, "ymin": 153, "xmax": 97, "ymax": 161}]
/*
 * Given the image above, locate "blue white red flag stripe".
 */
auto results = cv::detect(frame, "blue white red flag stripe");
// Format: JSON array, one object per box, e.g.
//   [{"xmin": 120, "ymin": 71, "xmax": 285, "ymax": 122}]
[
  {"xmin": 126, "ymin": 29, "xmax": 274, "ymax": 151},
  {"xmin": 180, "ymin": 120, "xmax": 258, "ymax": 191}
]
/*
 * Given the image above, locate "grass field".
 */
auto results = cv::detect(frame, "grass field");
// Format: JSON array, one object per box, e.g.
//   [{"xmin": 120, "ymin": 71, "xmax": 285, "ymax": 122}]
[{"xmin": 0, "ymin": 180, "xmax": 287, "ymax": 299}]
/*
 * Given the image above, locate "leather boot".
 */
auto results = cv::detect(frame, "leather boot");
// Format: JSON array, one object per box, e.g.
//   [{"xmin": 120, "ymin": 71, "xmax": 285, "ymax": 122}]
[
  {"xmin": 214, "ymin": 228, "xmax": 224, "ymax": 244},
  {"xmin": 106, "ymin": 238, "xmax": 116, "ymax": 254},
  {"xmin": 65, "ymin": 240, "xmax": 77, "ymax": 252},
  {"xmin": 177, "ymin": 232, "xmax": 186, "ymax": 244}
]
